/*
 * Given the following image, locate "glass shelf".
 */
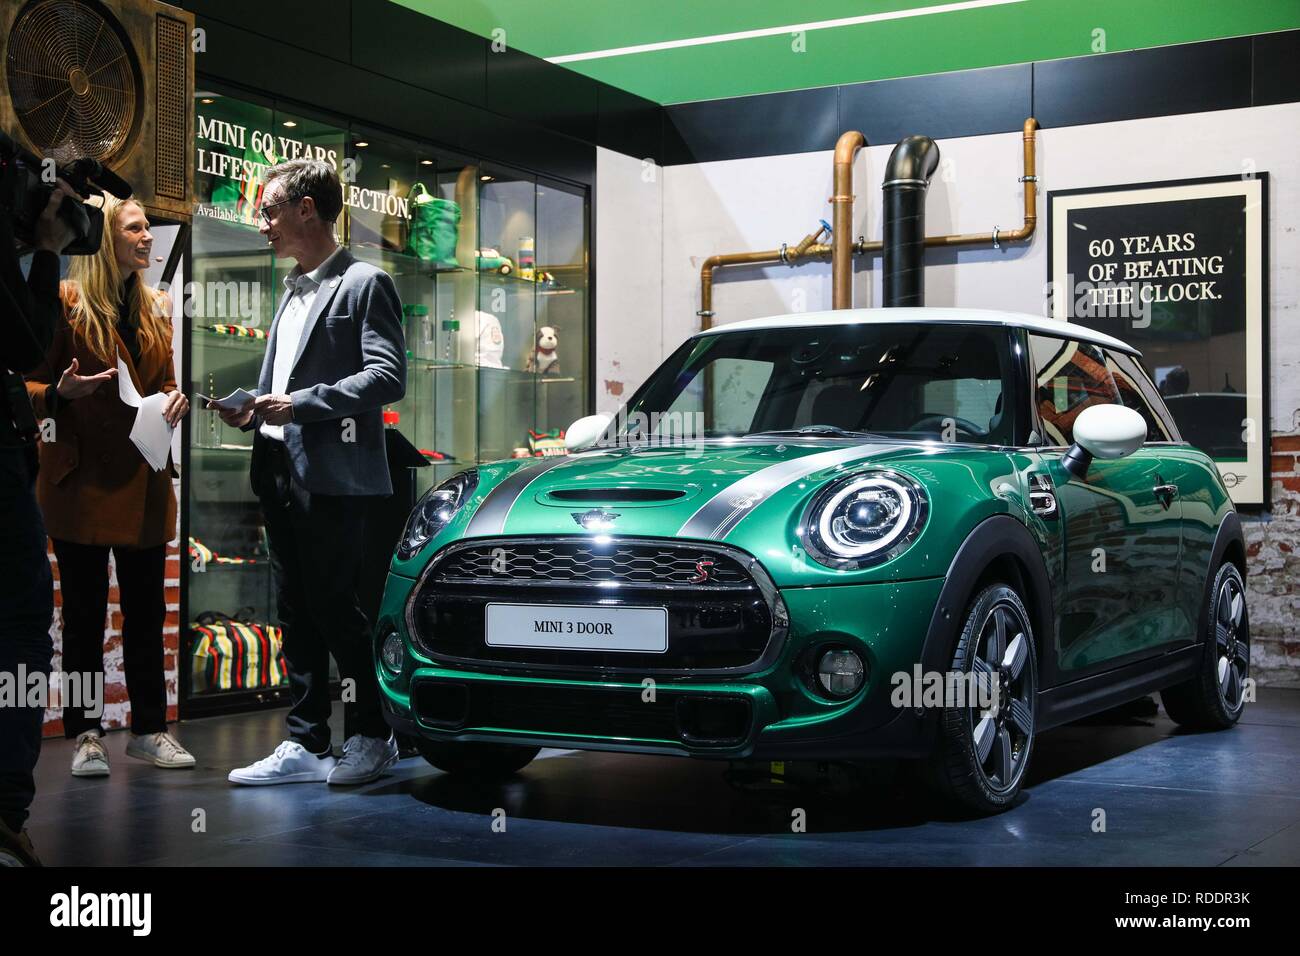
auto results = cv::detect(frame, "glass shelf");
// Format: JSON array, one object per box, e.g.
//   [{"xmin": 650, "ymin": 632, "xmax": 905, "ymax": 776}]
[{"xmin": 185, "ymin": 89, "xmax": 590, "ymax": 710}]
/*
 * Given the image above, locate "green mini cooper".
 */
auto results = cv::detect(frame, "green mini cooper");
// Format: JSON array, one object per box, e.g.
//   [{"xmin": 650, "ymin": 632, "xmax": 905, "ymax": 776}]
[{"xmin": 374, "ymin": 308, "xmax": 1250, "ymax": 814}]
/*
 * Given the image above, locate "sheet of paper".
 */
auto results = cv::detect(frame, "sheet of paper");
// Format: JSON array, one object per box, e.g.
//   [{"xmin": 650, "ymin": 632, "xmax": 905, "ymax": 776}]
[
  {"xmin": 116, "ymin": 353, "xmax": 141, "ymax": 408},
  {"xmin": 196, "ymin": 388, "xmax": 255, "ymax": 413},
  {"xmin": 130, "ymin": 393, "xmax": 175, "ymax": 472}
]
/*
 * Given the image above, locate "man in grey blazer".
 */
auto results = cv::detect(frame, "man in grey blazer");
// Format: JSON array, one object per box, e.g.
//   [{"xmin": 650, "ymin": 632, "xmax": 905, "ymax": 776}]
[{"xmin": 213, "ymin": 159, "xmax": 406, "ymax": 786}]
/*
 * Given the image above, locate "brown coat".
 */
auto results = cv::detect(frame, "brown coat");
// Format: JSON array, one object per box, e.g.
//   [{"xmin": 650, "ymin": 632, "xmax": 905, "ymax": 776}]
[{"xmin": 24, "ymin": 287, "xmax": 179, "ymax": 549}]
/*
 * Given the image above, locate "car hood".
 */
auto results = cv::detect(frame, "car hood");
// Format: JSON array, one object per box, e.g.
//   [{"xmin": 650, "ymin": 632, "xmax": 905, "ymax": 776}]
[{"xmin": 460, "ymin": 439, "xmax": 925, "ymax": 541}]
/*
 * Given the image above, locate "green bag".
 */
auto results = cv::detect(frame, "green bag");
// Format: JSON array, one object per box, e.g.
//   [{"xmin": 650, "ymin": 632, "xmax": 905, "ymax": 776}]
[{"xmin": 405, "ymin": 183, "xmax": 461, "ymax": 268}]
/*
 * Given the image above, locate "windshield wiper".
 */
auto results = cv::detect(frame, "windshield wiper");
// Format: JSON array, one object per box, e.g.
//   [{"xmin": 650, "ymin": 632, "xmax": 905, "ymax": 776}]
[{"xmin": 744, "ymin": 425, "xmax": 889, "ymax": 440}]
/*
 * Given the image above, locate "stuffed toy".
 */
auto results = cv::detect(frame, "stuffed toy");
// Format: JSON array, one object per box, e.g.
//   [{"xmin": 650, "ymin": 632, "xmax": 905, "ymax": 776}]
[{"xmin": 525, "ymin": 325, "xmax": 560, "ymax": 375}]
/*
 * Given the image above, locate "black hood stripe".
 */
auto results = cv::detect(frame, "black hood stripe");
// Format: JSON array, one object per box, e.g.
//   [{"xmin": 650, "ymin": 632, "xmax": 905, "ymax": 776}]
[
  {"xmin": 676, "ymin": 443, "xmax": 887, "ymax": 540},
  {"xmin": 466, "ymin": 453, "xmax": 597, "ymax": 536}
]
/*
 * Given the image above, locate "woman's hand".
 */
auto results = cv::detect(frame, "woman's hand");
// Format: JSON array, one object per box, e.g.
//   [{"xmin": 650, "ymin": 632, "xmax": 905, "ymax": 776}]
[
  {"xmin": 161, "ymin": 390, "xmax": 189, "ymax": 426},
  {"xmin": 56, "ymin": 357, "xmax": 116, "ymax": 400}
]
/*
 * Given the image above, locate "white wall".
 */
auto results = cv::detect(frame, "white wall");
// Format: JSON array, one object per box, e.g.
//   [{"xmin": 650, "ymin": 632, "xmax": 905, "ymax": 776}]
[
  {"xmin": 598, "ymin": 103, "xmax": 1299, "ymax": 428},
  {"xmin": 594, "ymin": 146, "xmax": 663, "ymax": 415}
]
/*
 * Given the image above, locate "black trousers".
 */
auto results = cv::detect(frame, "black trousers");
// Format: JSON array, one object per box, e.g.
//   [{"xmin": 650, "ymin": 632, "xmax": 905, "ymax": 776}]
[
  {"xmin": 0, "ymin": 446, "xmax": 53, "ymax": 832},
  {"xmin": 51, "ymin": 537, "xmax": 168, "ymax": 738},
  {"xmin": 255, "ymin": 437, "xmax": 386, "ymax": 753}
]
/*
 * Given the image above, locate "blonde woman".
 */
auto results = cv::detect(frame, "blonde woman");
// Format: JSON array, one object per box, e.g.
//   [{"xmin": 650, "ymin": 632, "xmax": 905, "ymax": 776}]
[{"xmin": 24, "ymin": 195, "xmax": 194, "ymax": 775}]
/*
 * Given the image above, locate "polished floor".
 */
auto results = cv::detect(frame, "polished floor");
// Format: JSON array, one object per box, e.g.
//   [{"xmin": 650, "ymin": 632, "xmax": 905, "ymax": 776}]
[{"xmin": 27, "ymin": 688, "xmax": 1300, "ymax": 866}]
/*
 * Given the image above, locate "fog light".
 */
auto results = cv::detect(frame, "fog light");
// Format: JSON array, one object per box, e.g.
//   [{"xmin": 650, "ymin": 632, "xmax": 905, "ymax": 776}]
[
  {"xmin": 817, "ymin": 648, "xmax": 865, "ymax": 698},
  {"xmin": 381, "ymin": 632, "xmax": 405, "ymax": 675}
]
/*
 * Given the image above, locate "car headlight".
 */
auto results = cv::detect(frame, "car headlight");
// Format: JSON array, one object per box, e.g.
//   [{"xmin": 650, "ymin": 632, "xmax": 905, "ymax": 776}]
[
  {"xmin": 397, "ymin": 469, "xmax": 478, "ymax": 560},
  {"xmin": 800, "ymin": 470, "xmax": 927, "ymax": 569}
]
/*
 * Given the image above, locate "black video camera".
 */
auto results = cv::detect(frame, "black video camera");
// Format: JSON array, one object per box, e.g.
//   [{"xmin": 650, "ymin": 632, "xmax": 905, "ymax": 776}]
[{"xmin": 0, "ymin": 127, "xmax": 134, "ymax": 255}]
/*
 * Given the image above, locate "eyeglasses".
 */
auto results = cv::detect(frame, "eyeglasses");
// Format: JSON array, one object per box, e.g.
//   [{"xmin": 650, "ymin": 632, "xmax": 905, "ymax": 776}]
[{"xmin": 256, "ymin": 196, "xmax": 298, "ymax": 224}]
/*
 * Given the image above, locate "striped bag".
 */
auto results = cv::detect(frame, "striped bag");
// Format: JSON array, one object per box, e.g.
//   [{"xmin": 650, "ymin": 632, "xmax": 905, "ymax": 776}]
[{"xmin": 190, "ymin": 610, "xmax": 289, "ymax": 693}]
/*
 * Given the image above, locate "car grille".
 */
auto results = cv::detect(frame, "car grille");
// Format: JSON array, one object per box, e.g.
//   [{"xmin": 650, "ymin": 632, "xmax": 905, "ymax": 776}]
[
  {"xmin": 433, "ymin": 541, "xmax": 752, "ymax": 586},
  {"xmin": 406, "ymin": 537, "xmax": 786, "ymax": 675}
]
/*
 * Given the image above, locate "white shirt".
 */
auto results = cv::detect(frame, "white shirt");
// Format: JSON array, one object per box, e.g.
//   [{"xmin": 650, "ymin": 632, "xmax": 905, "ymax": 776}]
[{"xmin": 260, "ymin": 245, "xmax": 344, "ymax": 441}]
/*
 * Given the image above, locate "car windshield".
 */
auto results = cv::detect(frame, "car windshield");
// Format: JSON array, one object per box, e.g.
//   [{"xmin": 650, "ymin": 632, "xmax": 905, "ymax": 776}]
[{"xmin": 612, "ymin": 322, "xmax": 1020, "ymax": 445}]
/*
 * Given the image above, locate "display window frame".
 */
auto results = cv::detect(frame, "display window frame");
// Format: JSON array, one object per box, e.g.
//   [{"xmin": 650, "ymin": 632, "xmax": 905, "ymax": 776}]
[{"xmin": 180, "ymin": 81, "xmax": 593, "ymax": 718}]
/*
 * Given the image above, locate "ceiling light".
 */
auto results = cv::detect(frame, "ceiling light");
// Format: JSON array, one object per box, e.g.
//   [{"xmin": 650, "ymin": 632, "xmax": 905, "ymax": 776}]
[{"xmin": 282, "ymin": 120, "xmax": 297, "ymax": 128}]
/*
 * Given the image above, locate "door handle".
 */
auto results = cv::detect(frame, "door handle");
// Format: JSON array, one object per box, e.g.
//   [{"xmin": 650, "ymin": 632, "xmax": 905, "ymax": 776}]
[{"xmin": 1153, "ymin": 482, "xmax": 1178, "ymax": 507}]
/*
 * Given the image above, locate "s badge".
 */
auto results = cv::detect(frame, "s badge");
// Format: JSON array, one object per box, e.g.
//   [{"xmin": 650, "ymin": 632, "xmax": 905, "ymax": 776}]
[{"xmin": 690, "ymin": 559, "xmax": 717, "ymax": 583}]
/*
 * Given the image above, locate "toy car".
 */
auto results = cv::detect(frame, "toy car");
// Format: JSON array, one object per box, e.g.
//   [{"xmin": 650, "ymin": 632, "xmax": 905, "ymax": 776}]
[
  {"xmin": 374, "ymin": 308, "xmax": 1250, "ymax": 814},
  {"xmin": 475, "ymin": 248, "xmax": 513, "ymax": 274}
]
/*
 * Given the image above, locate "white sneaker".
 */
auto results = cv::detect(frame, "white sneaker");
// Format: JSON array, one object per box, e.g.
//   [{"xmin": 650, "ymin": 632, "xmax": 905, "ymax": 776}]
[
  {"xmin": 71, "ymin": 731, "xmax": 109, "ymax": 777},
  {"xmin": 327, "ymin": 733, "xmax": 399, "ymax": 786},
  {"xmin": 126, "ymin": 731, "xmax": 196, "ymax": 768},
  {"xmin": 228, "ymin": 741, "xmax": 337, "ymax": 786}
]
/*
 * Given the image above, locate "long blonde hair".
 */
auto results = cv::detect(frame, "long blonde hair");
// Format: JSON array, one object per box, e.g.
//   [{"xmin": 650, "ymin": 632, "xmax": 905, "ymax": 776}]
[{"xmin": 64, "ymin": 195, "xmax": 171, "ymax": 365}]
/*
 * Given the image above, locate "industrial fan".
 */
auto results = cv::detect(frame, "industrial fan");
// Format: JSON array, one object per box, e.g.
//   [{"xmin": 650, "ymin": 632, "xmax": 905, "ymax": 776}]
[{"xmin": 5, "ymin": 0, "xmax": 142, "ymax": 166}]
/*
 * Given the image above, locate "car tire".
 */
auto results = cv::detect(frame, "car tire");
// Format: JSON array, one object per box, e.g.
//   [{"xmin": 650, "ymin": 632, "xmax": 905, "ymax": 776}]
[
  {"xmin": 414, "ymin": 739, "xmax": 539, "ymax": 778},
  {"xmin": 924, "ymin": 583, "xmax": 1038, "ymax": 816},
  {"xmin": 1161, "ymin": 562, "xmax": 1250, "ymax": 731}
]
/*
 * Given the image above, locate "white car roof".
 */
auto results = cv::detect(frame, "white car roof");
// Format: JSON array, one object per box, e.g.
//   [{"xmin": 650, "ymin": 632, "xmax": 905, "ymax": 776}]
[{"xmin": 694, "ymin": 307, "xmax": 1140, "ymax": 355}]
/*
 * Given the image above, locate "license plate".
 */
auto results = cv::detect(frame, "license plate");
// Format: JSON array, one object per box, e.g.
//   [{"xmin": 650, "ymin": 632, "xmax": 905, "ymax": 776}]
[{"xmin": 485, "ymin": 603, "xmax": 668, "ymax": 653}]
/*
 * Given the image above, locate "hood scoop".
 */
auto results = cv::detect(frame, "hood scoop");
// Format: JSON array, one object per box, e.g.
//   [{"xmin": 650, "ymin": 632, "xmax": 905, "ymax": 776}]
[{"xmin": 545, "ymin": 487, "xmax": 687, "ymax": 503}]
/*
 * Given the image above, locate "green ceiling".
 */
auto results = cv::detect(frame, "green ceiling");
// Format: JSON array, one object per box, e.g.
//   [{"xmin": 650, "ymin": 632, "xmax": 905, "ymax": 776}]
[{"xmin": 393, "ymin": 0, "xmax": 1300, "ymax": 105}]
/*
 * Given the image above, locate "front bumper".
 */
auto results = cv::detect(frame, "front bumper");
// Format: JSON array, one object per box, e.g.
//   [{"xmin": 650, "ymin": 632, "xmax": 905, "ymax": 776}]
[{"xmin": 375, "ymin": 548, "xmax": 945, "ymax": 760}]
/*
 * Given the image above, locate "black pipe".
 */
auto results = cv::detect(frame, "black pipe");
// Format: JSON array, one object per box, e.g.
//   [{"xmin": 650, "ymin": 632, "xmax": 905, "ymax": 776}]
[{"xmin": 882, "ymin": 135, "xmax": 941, "ymax": 307}]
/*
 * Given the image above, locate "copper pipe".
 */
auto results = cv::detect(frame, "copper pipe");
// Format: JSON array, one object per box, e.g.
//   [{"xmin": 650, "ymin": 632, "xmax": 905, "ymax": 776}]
[
  {"xmin": 698, "ymin": 225, "xmax": 828, "ymax": 329},
  {"xmin": 831, "ymin": 130, "xmax": 866, "ymax": 310},
  {"xmin": 697, "ymin": 118, "xmax": 1038, "ymax": 325},
  {"xmin": 922, "ymin": 117, "xmax": 1039, "ymax": 248}
]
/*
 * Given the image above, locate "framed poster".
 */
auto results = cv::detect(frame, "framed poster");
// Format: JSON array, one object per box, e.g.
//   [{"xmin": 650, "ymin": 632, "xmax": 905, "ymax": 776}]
[{"xmin": 1047, "ymin": 174, "xmax": 1269, "ymax": 509}]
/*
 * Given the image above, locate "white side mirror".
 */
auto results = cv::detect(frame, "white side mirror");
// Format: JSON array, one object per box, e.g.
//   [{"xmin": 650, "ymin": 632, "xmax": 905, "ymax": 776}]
[
  {"xmin": 1063, "ymin": 404, "xmax": 1146, "ymax": 478},
  {"xmin": 565, "ymin": 413, "xmax": 613, "ymax": 452}
]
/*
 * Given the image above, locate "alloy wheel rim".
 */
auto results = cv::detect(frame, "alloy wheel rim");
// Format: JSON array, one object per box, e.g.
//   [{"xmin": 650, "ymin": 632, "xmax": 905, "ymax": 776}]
[
  {"xmin": 968, "ymin": 601, "xmax": 1034, "ymax": 793},
  {"xmin": 1215, "ymin": 574, "xmax": 1249, "ymax": 712}
]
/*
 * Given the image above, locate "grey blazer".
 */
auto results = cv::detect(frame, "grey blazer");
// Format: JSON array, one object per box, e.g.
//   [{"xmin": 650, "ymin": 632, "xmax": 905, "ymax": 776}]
[{"xmin": 246, "ymin": 247, "xmax": 406, "ymax": 497}]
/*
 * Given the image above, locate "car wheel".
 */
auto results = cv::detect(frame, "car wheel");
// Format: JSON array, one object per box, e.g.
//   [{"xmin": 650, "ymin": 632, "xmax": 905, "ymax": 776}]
[
  {"xmin": 925, "ymin": 583, "xmax": 1037, "ymax": 815},
  {"xmin": 414, "ymin": 739, "xmax": 539, "ymax": 778},
  {"xmin": 1161, "ymin": 562, "xmax": 1250, "ymax": 730}
]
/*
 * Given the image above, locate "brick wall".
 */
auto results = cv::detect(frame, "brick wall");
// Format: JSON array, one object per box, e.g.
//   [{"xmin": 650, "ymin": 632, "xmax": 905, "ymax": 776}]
[{"xmin": 1243, "ymin": 432, "xmax": 1300, "ymax": 685}]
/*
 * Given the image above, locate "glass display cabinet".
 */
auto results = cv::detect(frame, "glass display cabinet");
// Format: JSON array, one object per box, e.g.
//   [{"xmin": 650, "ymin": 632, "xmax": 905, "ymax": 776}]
[{"xmin": 182, "ymin": 87, "xmax": 591, "ymax": 715}]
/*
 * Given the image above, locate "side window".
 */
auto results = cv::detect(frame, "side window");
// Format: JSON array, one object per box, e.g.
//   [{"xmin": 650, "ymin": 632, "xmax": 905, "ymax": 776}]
[
  {"xmin": 1108, "ymin": 351, "xmax": 1180, "ymax": 443},
  {"xmin": 665, "ymin": 357, "xmax": 773, "ymax": 437},
  {"xmin": 1028, "ymin": 335, "xmax": 1119, "ymax": 446},
  {"xmin": 1105, "ymin": 350, "xmax": 1173, "ymax": 442}
]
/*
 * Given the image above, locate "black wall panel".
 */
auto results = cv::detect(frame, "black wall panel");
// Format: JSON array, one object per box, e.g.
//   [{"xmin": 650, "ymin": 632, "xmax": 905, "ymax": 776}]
[
  {"xmin": 838, "ymin": 63, "xmax": 1032, "ymax": 147},
  {"xmin": 1033, "ymin": 37, "xmax": 1252, "ymax": 129},
  {"xmin": 351, "ymin": 0, "xmax": 487, "ymax": 108},
  {"xmin": 595, "ymin": 82, "xmax": 663, "ymax": 165},
  {"xmin": 664, "ymin": 87, "xmax": 840, "ymax": 165},
  {"xmin": 1253, "ymin": 31, "xmax": 1300, "ymax": 107}
]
